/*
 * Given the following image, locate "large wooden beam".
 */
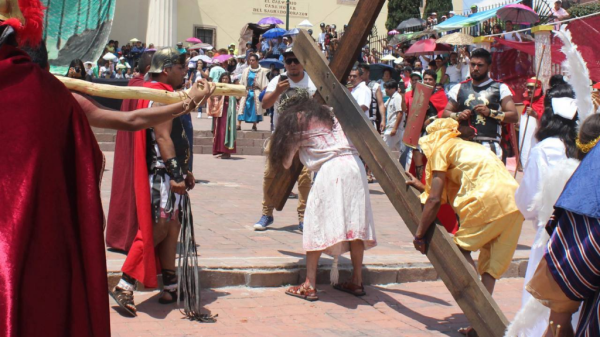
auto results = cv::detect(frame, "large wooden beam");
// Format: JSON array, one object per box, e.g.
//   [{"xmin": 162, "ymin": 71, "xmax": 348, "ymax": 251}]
[
  {"xmin": 267, "ymin": 0, "xmax": 387, "ymax": 210},
  {"xmin": 291, "ymin": 30, "xmax": 509, "ymax": 337}
]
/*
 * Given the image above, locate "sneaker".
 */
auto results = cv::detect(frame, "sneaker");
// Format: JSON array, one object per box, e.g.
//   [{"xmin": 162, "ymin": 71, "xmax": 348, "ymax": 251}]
[
  {"xmin": 298, "ymin": 221, "xmax": 304, "ymax": 232},
  {"xmin": 254, "ymin": 215, "xmax": 274, "ymax": 231}
]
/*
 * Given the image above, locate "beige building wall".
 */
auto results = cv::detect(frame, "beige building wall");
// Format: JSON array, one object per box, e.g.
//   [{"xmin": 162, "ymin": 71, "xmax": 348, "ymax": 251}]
[{"xmin": 111, "ymin": 0, "xmax": 389, "ymax": 49}]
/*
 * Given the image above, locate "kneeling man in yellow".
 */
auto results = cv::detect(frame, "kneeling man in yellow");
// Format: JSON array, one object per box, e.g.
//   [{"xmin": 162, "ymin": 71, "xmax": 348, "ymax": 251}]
[{"xmin": 407, "ymin": 118, "xmax": 523, "ymax": 334}]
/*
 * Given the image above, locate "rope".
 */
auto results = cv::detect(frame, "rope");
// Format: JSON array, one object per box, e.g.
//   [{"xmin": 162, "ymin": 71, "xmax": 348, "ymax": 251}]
[{"xmin": 177, "ymin": 194, "xmax": 217, "ymax": 323}]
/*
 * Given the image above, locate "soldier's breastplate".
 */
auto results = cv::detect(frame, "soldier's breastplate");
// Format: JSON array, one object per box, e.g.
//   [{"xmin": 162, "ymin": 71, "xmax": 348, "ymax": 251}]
[
  {"xmin": 146, "ymin": 117, "xmax": 190, "ymax": 173},
  {"xmin": 170, "ymin": 117, "xmax": 190, "ymax": 173},
  {"xmin": 457, "ymin": 81, "xmax": 502, "ymax": 139}
]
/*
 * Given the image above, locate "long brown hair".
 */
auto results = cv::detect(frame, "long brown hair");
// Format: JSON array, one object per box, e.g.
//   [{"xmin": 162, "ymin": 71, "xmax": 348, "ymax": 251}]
[{"xmin": 268, "ymin": 89, "xmax": 333, "ymax": 170}]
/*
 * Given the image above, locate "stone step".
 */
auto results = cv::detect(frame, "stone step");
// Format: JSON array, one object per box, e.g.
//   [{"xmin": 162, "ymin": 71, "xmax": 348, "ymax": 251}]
[
  {"xmin": 93, "ymin": 129, "xmax": 270, "ymax": 156},
  {"xmin": 107, "ymin": 258, "xmax": 528, "ymax": 290}
]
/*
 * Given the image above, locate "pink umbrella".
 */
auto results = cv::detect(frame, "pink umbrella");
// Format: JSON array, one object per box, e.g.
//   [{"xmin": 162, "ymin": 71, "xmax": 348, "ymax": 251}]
[
  {"xmin": 213, "ymin": 54, "xmax": 232, "ymax": 63},
  {"xmin": 186, "ymin": 37, "xmax": 202, "ymax": 43},
  {"xmin": 497, "ymin": 4, "xmax": 539, "ymax": 24},
  {"xmin": 388, "ymin": 30, "xmax": 400, "ymax": 35},
  {"xmin": 403, "ymin": 39, "xmax": 452, "ymax": 56}
]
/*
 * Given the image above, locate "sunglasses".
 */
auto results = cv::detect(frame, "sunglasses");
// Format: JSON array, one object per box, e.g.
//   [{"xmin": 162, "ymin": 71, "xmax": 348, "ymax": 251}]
[{"xmin": 285, "ymin": 58, "xmax": 300, "ymax": 65}]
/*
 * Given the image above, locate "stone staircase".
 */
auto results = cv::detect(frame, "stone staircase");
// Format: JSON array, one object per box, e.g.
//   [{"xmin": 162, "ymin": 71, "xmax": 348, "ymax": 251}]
[{"xmin": 92, "ymin": 127, "xmax": 271, "ymax": 156}]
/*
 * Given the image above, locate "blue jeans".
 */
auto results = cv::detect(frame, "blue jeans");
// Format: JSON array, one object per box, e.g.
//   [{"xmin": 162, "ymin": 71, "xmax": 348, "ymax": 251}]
[{"xmin": 181, "ymin": 114, "xmax": 194, "ymax": 172}]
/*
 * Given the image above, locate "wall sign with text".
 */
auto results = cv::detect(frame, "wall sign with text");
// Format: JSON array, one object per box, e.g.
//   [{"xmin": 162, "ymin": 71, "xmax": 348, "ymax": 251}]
[{"xmin": 252, "ymin": 0, "xmax": 309, "ymax": 18}]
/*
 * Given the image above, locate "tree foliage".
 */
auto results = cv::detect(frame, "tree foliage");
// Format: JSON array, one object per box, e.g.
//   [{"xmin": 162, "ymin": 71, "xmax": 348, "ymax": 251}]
[
  {"xmin": 423, "ymin": 0, "xmax": 453, "ymax": 19},
  {"xmin": 386, "ymin": 0, "xmax": 422, "ymax": 30},
  {"xmin": 568, "ymin": 2, "xmax": 600, "ymax": 17}
]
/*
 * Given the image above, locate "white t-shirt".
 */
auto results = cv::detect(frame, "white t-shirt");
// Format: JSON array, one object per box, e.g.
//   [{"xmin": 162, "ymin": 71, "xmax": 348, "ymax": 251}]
[
  {"xmin": 384, "ymin": 92, "xmax": 404, "ymax": 135},
  {"xmin": 447, "ymin": 78, "xmax": 512, "ymax": 103},
  {"xmin": 445, "ymin": 63, "xmax": 462, "ymax": 83},
  {"xmin": 503, "ymin": 31, "xmax": 522, "ymax": 42},
  {"xmin": 351, "ymin": 81, "xmax": 372, "ymax": 116},
  {"xmin": 266, "ymin": 72, "xmax": 317, "ymax": 128}
]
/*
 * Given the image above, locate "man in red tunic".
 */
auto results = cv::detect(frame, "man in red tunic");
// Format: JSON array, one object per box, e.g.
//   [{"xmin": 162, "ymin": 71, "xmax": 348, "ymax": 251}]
[
  {"xmin": 0, "ymin": 1, "xmax": 110, "ymax": 335},
  {"xmin": 106, "ymin": 50, "xmax": 156, "ymax": 252}
]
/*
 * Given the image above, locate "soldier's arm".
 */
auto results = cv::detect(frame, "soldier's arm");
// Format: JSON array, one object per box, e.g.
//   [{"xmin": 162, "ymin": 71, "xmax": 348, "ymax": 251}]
[
  {"xmin": 442, "ymin": 99, "xmax": 459, "ymax": 118},
  {"xmin": 500, "ymin": 95, "xmax": 519, "ymax": 124}
]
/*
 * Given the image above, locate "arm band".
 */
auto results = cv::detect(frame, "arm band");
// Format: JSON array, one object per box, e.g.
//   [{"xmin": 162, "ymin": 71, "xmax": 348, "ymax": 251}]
[
  {"xmin": 450, "ymin": 112, "xmax": 459, "ymax": 121},
  {"xmin": 489, "ymin": 109, "xmax": 505, "ymax": 121},
  {"xmin": 164, "ymin": 157, "xmax": 184, "ymax": 183}
]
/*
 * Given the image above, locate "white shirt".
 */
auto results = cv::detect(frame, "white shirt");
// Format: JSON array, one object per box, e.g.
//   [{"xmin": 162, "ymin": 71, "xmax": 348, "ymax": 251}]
[
  {"xmin": 503, "ymin": 30, "xmax": 522, "ymax": 42},
  {"xmin": 351, "ymin": 81, "xmax": 372, "ymax": 115},
  {"xmin": 445, "ymin": 63, "xmax": 462, "ymax": 83},
  {"xmin": 383, "ymin": 92, "xmax": 403, "ymax": 135},
  {"xmin": 266, "ymin": 72, "xmax": 317, "ymax": 128},
  {"xmin": 447, "ymin": 78, "xmax": 512, "ymax": 102}
]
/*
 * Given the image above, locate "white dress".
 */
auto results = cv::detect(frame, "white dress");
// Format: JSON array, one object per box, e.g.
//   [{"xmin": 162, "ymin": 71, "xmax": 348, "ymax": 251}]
[
  {"xmin": 518, "ymin": 113, "xmax": 538, "ymax": 168},
  {"xmin": 298, "ymin": 120, "xmax": 377, "ymax": 256},
  {"xmin": 511, "ymin": 137, "xmax": 579, "ymax": 336}
]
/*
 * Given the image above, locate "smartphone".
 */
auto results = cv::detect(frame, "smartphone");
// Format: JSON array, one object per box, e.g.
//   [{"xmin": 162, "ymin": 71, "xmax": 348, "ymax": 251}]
[{"xmin": 279, "ymin": 74, "xmax": 288, "ymax": 82}]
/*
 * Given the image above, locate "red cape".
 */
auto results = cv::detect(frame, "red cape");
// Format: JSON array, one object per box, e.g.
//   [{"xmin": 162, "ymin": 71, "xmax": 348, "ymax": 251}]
[
  {"xmin": 105, "ymin": 75, "xmax": 145, "ymax": 252},
  {"xmin": 0, "ymin": 45, "xmax": 109, "ymax": 336},
  {"xmin": 431, "ymin": 89, "xmax": 448, "ymax": 118},
  {"xmin": 408, "ymin": 157, "xmax": 459, "ymax": 234},
  {"xmin": 120, "ymin": 81, "xmax": 174, "ymax": 288},
  {"xmin": 523, "ymin": 94, "xmax": 545, "ymax": 120}
]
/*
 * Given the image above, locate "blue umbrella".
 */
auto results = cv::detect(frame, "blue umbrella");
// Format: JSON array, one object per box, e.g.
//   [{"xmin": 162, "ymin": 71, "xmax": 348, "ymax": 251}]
[
  {"xmin": 258, "ymin": 17, "xmax": 284, "ymax": 25},
  {"xmin": 284, "ymin": 28, "xmax": 300, "ymax": 37},
  {"xmin": 263, "ymin": 27, "xmax": 287, "ymax": 39},
  {"xmin": 259, "ymin": 58, "xmax": 285, "ymax": 69}
]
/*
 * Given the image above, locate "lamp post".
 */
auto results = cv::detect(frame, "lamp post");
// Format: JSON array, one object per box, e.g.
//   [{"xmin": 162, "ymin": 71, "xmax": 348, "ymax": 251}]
[{"xmin": 286, "ymin": 0, "xmax": 290, "ymax": 30}]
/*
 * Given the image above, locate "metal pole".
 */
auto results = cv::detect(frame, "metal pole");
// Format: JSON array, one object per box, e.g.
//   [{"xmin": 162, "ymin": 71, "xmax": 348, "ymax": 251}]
[{"xmin": 286, "ymin": 0, "xmax": 290, "ymax": 30}]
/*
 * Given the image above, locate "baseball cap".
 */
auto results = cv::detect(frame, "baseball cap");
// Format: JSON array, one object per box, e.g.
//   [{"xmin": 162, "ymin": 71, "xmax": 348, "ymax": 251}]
[
  {"xmin": 410, "ymin": 72, "xmax": 423, "ymax": 79},
  {"xmin": 320, "ymin": 23, "xmax": 325, "ymax": 27},
  {"xmin": 449, "ymin": 11, "xmax": 455, "ymax": 14},
  {"xmin": 282, "ymin": 47, "xmax": 295, "ymax": 57},
  {"xmin": 176, "ymin": 41, "xmax": 183, "ymax": 45}
]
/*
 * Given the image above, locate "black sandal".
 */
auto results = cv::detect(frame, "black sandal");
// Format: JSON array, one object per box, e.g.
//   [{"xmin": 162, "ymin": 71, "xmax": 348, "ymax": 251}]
[
  {"xmin": 109, "ymin": 286, "xmax": 137, "ymax": 316},
  {"xmin": 158, "ymin": 269, "xmax": 179, "ymax": 305}
]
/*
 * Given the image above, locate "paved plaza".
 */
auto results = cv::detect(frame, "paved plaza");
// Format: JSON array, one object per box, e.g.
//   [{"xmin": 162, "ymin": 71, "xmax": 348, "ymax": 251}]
[{"xmin": 103, "ymin": 116, "xmax": 533, "ymax": 335}]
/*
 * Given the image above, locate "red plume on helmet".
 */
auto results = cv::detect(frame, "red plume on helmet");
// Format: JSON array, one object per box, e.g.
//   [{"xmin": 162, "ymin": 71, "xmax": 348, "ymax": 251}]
[{"xmin": 0, "ymin": 0, "xmax": 45, "ymax": 47}]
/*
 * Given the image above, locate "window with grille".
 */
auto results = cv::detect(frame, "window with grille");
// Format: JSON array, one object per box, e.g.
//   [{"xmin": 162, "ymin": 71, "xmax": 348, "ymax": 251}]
[{"xmin": 194, "ymin": 26, "xmax": 216, "ymax": 46}]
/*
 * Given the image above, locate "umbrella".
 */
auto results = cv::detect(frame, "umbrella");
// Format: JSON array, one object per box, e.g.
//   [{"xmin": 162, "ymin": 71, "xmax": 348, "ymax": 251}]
[
  {"xmin": 188, "ymin": 43, "xmax": 213, "ymax": 50},
  {"xmin": 297, "ymin": 19, "xmax": 313, "ymax": 28},
  {"xmin": 381, "ymin": 54, "xmax": 397, "ymax": 61},
  {"xmin": 436, "ymin": 32, "xmax": 474, "ymax": 46},
  {"xmin": 213, "ymin": 54, "xmax": 232, "ymax": 63},
  {"xmin": 102, "ymin": 52, "xmax": 117, "ymax": 61},
  {"xmin": 369, "ymin": 63, "xmax": 400, "ymax": 82},
  {"xmin": 496, "ymin": 4, "xmax": 539, "ymax": 24},
  {"xmin": 396, "ymin": 18, "xmax": 426, "ymax": 31},
  {"xmin": 130, "ymin": 38, "xmax": 140, "ymax": 42},
  {"xmin": 388, "ymin": 30, "xmax": 400, "ymax": 35},
  {"xmin": 258, "ymin": 16, "xmax": 284, "ymax": 25},
  {"xmin": 259, "ymin": 58, "xmax": 285, "ymax": 69},
  {"xmin": 284, "ymin": 28, "xmax": 301, "ymax": 37},
  {"xmin": 186, "ymin": 37, "xmax": 202, "ymax": 43},
  {"xmin": 263, "ymin": 27, "xmax": 287, "ymax": 39},
  {"xmin": 403, "ymin": 39, "xmax": 452, "ymax": 56}
]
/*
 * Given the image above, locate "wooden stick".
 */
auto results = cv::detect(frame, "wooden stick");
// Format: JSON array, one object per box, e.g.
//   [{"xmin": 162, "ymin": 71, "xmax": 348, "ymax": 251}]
[
  {"xmin": 515, "ymin": 44, "xmax": 546, "ymax": 178},
  {"xmin": 56, "ymin": 76, "xmax": 247, "ymax": 104}
]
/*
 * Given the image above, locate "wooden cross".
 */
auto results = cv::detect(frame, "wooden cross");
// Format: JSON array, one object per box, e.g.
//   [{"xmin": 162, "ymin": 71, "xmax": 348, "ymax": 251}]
[{"xmin": 267, "ymin": 1, "xmax": 509, "ymax": 336}]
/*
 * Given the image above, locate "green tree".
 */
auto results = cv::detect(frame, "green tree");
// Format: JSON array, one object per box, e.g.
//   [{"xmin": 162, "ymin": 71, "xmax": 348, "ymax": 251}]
[
  {"xmin": 423, "ymin": 0, "xmax": 453, "ymax": 19},
  {"xmin": 568, "ymin": 2, "xmax": 600, "ymax": 17},
  {"xmin": 386, "ymin": 0, "xmax": 422, "ymax": 31}
]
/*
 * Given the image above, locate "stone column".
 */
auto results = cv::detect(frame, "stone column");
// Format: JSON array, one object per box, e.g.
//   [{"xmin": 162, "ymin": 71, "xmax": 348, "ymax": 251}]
[
  {"xmin": 146, "ymin": 0, "xmax": 177, "ymax": 48},
  {"xmin": 532, "ymin": 25, "xmax": 553, "ymax": 91},
  {"xmin": 473, "ymin": 36, "xmax": 493, "ymax": 51}
]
